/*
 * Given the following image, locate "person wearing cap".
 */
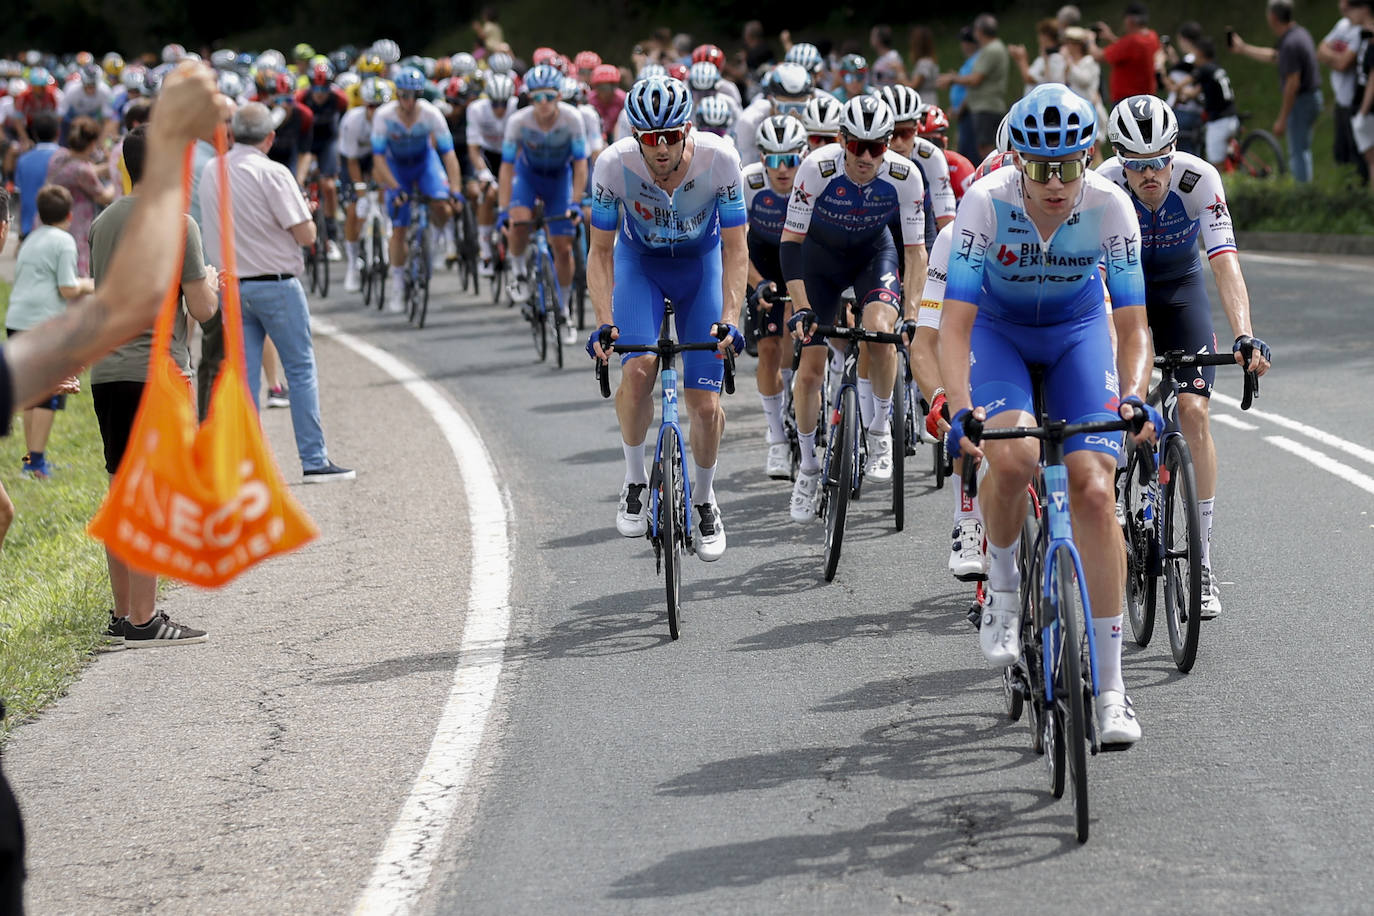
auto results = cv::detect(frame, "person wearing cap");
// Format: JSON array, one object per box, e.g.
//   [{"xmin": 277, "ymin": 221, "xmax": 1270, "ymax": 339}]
[
  {"xmin": 937, "ymin": 14, "xmax": 1011, "ymax": 160},
  {"xmin": 1087, "ymin": 2, "xmax": 1163, "ymax": 106}
]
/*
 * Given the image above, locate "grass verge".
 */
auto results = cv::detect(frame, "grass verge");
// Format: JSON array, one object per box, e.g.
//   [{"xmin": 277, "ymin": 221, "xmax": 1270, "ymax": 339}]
[{"xmin": 0, "ymin": 279, "xmax": 114, "ymax": 741}]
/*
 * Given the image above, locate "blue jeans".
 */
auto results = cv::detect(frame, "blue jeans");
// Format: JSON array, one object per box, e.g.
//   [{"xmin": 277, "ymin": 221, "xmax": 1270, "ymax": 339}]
[
  {"xmin": 1286, "ymin": 90, "xmax": 1322, "ymax": 182},
  {"xmin": 237, "ymin": 278, "xmax": 330, "ymax": 471}
]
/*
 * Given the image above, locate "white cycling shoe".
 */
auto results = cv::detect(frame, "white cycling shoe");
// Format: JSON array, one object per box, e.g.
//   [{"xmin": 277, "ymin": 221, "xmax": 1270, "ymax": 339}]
[
  {"xmin": 979, "ymin": 589, "xmax": 1020, "ymax": 667},
  {"xmin": 865, "ymin": 430, "xmax": 894, "ymax": 481},
  {"xmin": 1095, "ymin": 690, "xmax": 1142, "ymax": 746},
  {"xmin": 616, "ymin": 483, "xmax": 648, "ymax": 538},
  {"xmin": 1200, "ymin": 564, "xmax": 1221, "ymax": 619},
  {"xmin": 693, "ymin": 502, "xmax": 726, "ymax": 562},
  {"xmin": 344, "ymin": 267, "xmax": 362, "ymax": 293},
  {"xmin": 386, "ymin": 281, "xmax": 406, "ymax": 313},
  {"xmin": 765, "ymin": 442, "xmax": 791, "ymax": 480},
  {"xmin": 949, "ymin": 517, "xmax": 988, "ymax": 581},
  {"xmin": 790, "ymin": 469, "xmax": 820, "ymax": 522}
]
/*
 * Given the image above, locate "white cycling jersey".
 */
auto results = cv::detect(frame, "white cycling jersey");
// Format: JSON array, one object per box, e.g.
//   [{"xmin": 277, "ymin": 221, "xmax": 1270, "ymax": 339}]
[
  {"xmin": 465, "ymin": 96, "xmax": 515, "ymax": 153},
  {"xmin": 577, "ymin": 103, "xmax": 605, "ymax": 154},
  {"xmin": 918, "ymin": 223, "xmax": 953, "ymax": 330},
  {"xmin": 59, "ymin": 83, "xmax": 114, "ymax": 120},
  {"xmin": 338, "ymin": 106, "xmax": 373, "ymax": 159},
  {"xmin": 910, "ymin": 137, "xmax": 957, "ymax": 225},
  {"xmin": 735, "ymin": 97, "xmax": 773, "ymax": 166}
]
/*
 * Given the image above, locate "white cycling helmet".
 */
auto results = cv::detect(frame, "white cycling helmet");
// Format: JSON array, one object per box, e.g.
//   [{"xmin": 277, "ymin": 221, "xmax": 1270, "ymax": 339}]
[
  {"xmin": 840, "ymin": 94, "xmax": 894, "ymax": 141},
  {"xmin": 485, "ymin": 72, "xmax": 515, "ymax": 103},
  {"xmin": 487, "ymin": 51, "xmax": 514, "ymax": 74},
  {"xmin": 784, "ymin": 42, "xmax": 823, "ymax": 75},
  {"xmin": 371, "ymin": 39, "xmax": 401, "ymax": 65},
  {"xmin": 878, "ymin": 84, "xmax": 922, "ymax": 123},
  {"xmin": 756, "ymin": 114, "xmax": 808, "ymax": 154},
  {"xmin": 687, "ymin": 61, "xmax": 720, "ymax": 92},
  {"xmin": 996, "ymin": 112, "xmax": 1011, "ymax": 154},
  {"xmin": 802, "ymin": 94, "xmax": 842, "ymax": 137},
  {"xmin": 636, "ymin": 62, "xmax": 667, "ymax": 81},
  {"xmin": 770, "ymin": 61, "xmax": 813, "ymax": 98},
  {"xmin": 696, "ymin": 95, "xmax": 736, "ymax": 131},
  {"xmin": 1108, "ymin": 94, "xmax": 1179, "ymax": 155},
  {"xmin": 451, "ymin": 52, "xmax": 477, "ymax": 76}
]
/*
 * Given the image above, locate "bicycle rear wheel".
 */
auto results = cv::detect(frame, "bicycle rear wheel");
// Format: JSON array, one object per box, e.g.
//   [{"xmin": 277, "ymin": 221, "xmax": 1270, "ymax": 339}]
[
  {"xmin": 1005, "ymin": 495, "xmax": 1040, "ymax": 724},
  {"xmin": 1161, "ymin": 437, "xmax": 1203, "ymax": 673},
  {"xmin": 1239, "ymin": 129, "xmax": 1286, "ymax": 178},
  {"xmin": 373, "ymin": 231, "xmax": 387, "ymax": 311},
  {"xmin": 890, "ymin": 361, "xmax": 907, "ymax": 531},
  {"xmin": 822, "ymin": 386, "xmax": 857, "ymax": 582},
  {"xmin": 1124, "ymin": 444, "xmax": 1156, "ymax": 647},
  {"xmin": 529, "ymin": 278, "xmax": 547, "ymax": 362},
  {"xmin": 1049, "ymin": 544, "xmax": 1090, "ymax": 844},
  {"xmin": 660, "ymin": 427, "xmax": 686, "ymax": 639},
  {"xmin": 416, "ymin": 231, "xmax": 431, "ymax": 328},
  {"xmin": 315, "ymin": 205, "xmax": 331, "ymax": 298},
  {"xmin": 542, "ymin": 255, "xmax": 562, "ymax": 368}
]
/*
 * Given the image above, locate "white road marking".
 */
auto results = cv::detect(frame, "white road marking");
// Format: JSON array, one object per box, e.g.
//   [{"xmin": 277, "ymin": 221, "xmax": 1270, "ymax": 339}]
[
  {"xmin": 1266, "ymin": 436, "xmax": 1374, "ymax": 497},
  {"xmin": 1212, "ymin": 392, "xmax": 1374, "ymax": 468},
  {"xmin": 1243, "ymin": 252, "xmax": 1374, "ymax": 272},
  {"xmin": 312, "ymin": 319, "xmax": 513, "ymax": 916},
  {"xmin": 1211, "ymin": 414, "xmax": 1258, "ymax": 431}
]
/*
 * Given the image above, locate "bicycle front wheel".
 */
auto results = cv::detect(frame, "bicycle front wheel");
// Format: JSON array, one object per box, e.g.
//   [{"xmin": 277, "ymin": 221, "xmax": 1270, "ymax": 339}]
[
  {"xmin": 890, "ymin": 361, "xmax": 907, "ymax": 531},
  {"xmin": 660, "ymin": 426, "xmax": 685, "ymax": 640},
  {"xmin": 822, "ymin": 386, "xmax": 857, "ymax": 582},
  {"xmin": 1124, "ymin": 443, "xmax": 1156, "ymax": 647},
  {"xmin": 416, "ymin": 230, "xmax": 431, "ymax": 328},
  {"xmin": 1161, "ymin": 436, "xmax": 1203, "ymax": 673},
  {"xmin": 1239, "ymin": 129, "xmax": 1286, "ymax": 178},
  {"xmin": 373, "ymin": 231, "xmax": 387, "ymax": 311},
  {"xmin": 543, "ymin": 256, "xmax": 562, "ymax": 369},
  {"xmin": 315, "ymin": 206, "xmax": 331, "ymax": 298},
  {"xmin": 1048, "ymin": 545, "xmax": 1090, "ymax": 843}
]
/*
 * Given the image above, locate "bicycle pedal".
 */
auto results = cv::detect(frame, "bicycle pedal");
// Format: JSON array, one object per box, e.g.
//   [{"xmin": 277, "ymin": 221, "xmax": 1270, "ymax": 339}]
[{"xmin": 966, "ymin": 605, "xmax": 982, "ymax": 629}]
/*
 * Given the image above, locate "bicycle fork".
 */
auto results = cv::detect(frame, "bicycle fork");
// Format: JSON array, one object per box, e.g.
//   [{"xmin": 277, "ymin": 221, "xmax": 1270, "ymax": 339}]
[
  {"xmin": 648, "ymin": 367, "xmax": 694, "ymax": 562},
  {"xmin": 1040, "ymin": 465, "xmax": 1102, "ymax": 706}
]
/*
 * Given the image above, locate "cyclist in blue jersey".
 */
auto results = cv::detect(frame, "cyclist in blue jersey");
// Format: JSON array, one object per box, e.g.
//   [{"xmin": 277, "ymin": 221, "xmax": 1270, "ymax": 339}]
[
  {"xmin": 940, "ymin": 84, "xmax": 1159, "ymax": 746},
  {"xmin": 370, "ymin": 66, "xmax": 464, "ymax": 307},
  {"xmin": 781, "ymin": 95, "xmax": 928, "ymax": 520},
  {"xmin": 497, "ymin": 63, "xmax": 589, "ymax": 322},
  {"xmin": 585, "ymin": 77, "xmax": 748, "ymax": 562},
  {"xmin": 742, "ymin": 115, "xmax": 808, "ymax": 479},
  {"xmin": 1099, "ymin": 96, "xmax": 1273, "ymax": 618}
]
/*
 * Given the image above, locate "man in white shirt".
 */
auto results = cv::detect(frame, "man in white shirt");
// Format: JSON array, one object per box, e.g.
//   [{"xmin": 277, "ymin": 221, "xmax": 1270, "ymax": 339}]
[{"xmin": 1319, "ymin": 0, "xmax": 1372, "ymax": 180}]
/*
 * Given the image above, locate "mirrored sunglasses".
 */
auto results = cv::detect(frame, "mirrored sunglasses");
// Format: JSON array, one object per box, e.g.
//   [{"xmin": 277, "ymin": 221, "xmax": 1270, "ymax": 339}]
[
  {"xmin": 635, "ymin": 127, "xmax": 687, "ymax": 146},
  {"xmin": 763, "ymin": 153, "xmax": 803, "ymax": 169},
  {"xmin": 1021, "ymin": 156, "xmax": 1088, "ymax": 183},
  {"xmin": 844, "ymin": 138, "xmax": 888, "ymax": 158},
  {"xmin": 529, "ymin": 89, "xmax": 559, "ymax": 102},
  {"xmin": 1121, "ymin": 153, "xmax": 1173, "ymax": 172}
]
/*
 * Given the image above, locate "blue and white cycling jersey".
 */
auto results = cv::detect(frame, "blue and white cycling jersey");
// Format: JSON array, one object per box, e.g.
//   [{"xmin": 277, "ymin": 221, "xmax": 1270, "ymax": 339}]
[
  {"xmin": 591, "ymin": 131, "xmax": 747, "ymax": 258},
  {"xmin": 1096, "ymin": 150, "xmax": 1236, "ymax": 284},
  {"xmin": 370, "ymin": 99, "xmax": 455, "ymax": 164},
  {"xmin": 784, "ymin": 142, "xmax": 926, "ymax": 251},
  {"xmin": 945, "ymin": 166, "xmax": 1145, "ymax": 325},
  {"xmin": 501, "ymin": 103, "xmax": 588, "ymax": 175}
]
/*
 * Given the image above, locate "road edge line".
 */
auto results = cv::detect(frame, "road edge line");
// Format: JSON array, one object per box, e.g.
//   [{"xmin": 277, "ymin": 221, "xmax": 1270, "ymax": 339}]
[{"xmin": 312, "ymin": 318, "xmax": 513, "ymax": 916}]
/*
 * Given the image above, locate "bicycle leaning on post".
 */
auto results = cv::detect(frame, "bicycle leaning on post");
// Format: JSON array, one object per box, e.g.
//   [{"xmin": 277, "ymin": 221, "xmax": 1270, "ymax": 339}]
[{"xmin": 592, "ymin": 302, "xmax": 736, "ymax": 641}]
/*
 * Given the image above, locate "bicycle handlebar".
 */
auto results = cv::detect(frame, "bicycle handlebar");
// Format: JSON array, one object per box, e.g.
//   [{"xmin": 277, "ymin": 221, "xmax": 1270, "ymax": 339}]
[
  {"xmin": 1153, "ymin": 349, "xmax": 1259, "ymax": 410},
  {"xmin": 594, "ymin": 332, "xmax": 737, "ymax": 399},
  {"xmin": 806, "ymin": 323, "xmax": 906, "ymax": 347}
]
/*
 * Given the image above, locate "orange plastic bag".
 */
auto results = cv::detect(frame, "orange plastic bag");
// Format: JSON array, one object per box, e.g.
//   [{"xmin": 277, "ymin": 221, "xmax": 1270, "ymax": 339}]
[{"xmin": 89, "ymin": 129, "xmax": 318, "ymax": 587}]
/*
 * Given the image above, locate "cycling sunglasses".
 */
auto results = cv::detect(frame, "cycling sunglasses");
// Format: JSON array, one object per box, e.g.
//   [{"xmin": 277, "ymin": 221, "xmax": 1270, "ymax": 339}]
[
  {"xmin": 397, "ymin": 89, "xmax": 418, "ymax": 100},
  {"xmin": 529, "ymin": 89, "xmax": 559, "ymax": 103},
  {"xmin": 1020, "ymin": 155, "xmax": 1089, "ymax": 183},
  {"xmin": 774, "ymin": 99, "xmax": 807, "ymax": 117},
  {"xmin": 808, "ymin": 133, "xmax": 836, "ymax": 148},
  {"xmin": 844, "ymin": 137, "xmax": 888, "ymax": 158},
  {"xmin": 892, "ymin": 125, "xmax": 918, "ymax": 141},
  {"xmin": 763, "ymin": 153, "xmax": 803, "ymax": 169},
  {"xmin": 635, "ymin": 127, "xmax": 687, "ymax": 146},
  {"xmin": 1121, "ymin": 153, "xmax": 1173, "ymax": 172}
]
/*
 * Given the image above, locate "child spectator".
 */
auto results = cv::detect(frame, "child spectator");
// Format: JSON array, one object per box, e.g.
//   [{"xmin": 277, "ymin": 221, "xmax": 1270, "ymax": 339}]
[{"xmin": 5, "ymin": 185, "xmax": 94, "ymax": 479}]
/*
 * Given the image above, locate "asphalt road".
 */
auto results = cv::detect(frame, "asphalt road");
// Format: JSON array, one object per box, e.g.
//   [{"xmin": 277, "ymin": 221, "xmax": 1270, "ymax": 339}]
[{"xmin": 8, "ymin": 248, "xmax": 1374, "ymax": 914}]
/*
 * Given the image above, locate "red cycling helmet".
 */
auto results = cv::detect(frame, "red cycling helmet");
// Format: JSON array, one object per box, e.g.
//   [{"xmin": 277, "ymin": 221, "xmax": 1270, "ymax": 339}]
[
  {"xmin": 532, "ymin": 47, "xmax": 558, "ymax": 66},
  {"xmin": 548, "ymin": 53, "xmax": 571, "ymax": 75},
  {"xmin": 946, "ymin": 150, "xmax": 977, "ymax": 201},
  {"xmin": 590, "ymin": 64, "xmax": 621, "ymax": 86},
  {"xmin": 444, "ymin": 75, "xmax": 466, "ymax": 101},
  {"xmin": 273, "ymin": 71, "xmax": 294, "ymax": 97},
  {"xmin": 692, "ymin": 44, "xmax": 725, "ymax": 68},
  {"xmin": 310, "ymin": 62, "xmax": 332, "ymax": 87},
  {"xmin": 916, "ymin": 104, "xmax": 950, "ymax": 137},
  {"xmin": 667, "ymin": 63, "xmax": 689, "ymax": 82},
  {"xmin": 574, "ymin": 51, "xmax": 602, "ymax": 72},
  {"xmin": 973, "ymin": 150, "xmax": 1017, "ymax": 182}
]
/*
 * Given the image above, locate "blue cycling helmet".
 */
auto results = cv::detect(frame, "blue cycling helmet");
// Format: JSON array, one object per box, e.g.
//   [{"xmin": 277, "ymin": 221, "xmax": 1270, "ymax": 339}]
[
  {"xmin": 1006, "ymin": 83, "xmax": 1097, "ymax": 157},
  {"xmin": 394, "ymin": 66, "xmax": 425, "ymax": 92},
  {"xmin": 523, "ymin": 63, "xmax": 563, "ymax": 93},
  {"xmin": 625, "ymin": 76, "xmax": 693, "ymax": 130}
]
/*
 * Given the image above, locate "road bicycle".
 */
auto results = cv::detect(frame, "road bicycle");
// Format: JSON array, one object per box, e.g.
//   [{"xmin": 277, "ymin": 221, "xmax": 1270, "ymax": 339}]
[
  {"xmin": 1179, "ymin": 112, "xmax": 1286, "ymax": 180},
  {"xmin": 393, "ymin": 191, "xmax": 444, "ymax": 329},
  {"xmin": 1122, "ymin": 350, "xmax": 1258, "ymax": 673},
  {"xmin": 965, "ymin": 378, "xmax": 1154, "ymax": 844},
  {"xmin": 302, "ymin": 170, "xmax": 331, "ymax": 298},
  {"xmin": 570, "ymin": 215, "xmax": 590, "ymax": 331},
  {"xmin": 354, "ymin": 183, "xmax": 390, "ymax": 311},
  {"xmin": 510, "ymin": 204, "xmax": 578, "ymax": 368},
  {"xmin": 594, "ymin": 303, "xmax": 736, "ymax": 640},
  {"xmin": 801, "ymin": 301, "xmax": 908, "ymax": 581},
  {"xmin": 447, "ymin": 191, "xmax": 481, "ymax": 294}
]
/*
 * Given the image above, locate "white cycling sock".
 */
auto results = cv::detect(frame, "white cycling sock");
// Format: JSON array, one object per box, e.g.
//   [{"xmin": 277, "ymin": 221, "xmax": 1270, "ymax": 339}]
[
  {"xmin": 799, "ymin": 430, "xmax": 819, "ymax": 473},
  {"xmin": 951, "ymin": 479, "xmax": 984, "ymax": 523},
  {"xmin": 479, "ymin": 226, "xmax": 493, "ymax": 259},
  {"xmin": 759, "ymin": 392, "xmax": 785, "ymax": 444},
  {"xmin": 870, "ymin": 395, "xmax": 891, "ymax": 433},
  {"xmin": 987, "ymin": 537, "xmax": 1020, "ymax": 592},
  {"xmin": 857, "ymin": 377, "xmax": 874, "ymax": 428},
  {"xmin": 344, "ymin": 240, "xmax": 357, "ymax": 266},
  {"xmin": 693, "ymin": 462, "xmax": 717, "ymax": 505},
  {"xmin": 1199, "ymin": 498, "xmax": 1215, "ymax": 568},
  {"xmin": 390, "ymin": 265, "xmax": 404, "ymax": 286},
  {"xmin": 623, "ymin": 441, "xmax": 648, "ymax": 485},
  {"xmin": 1093, "ymin": 615, "xmax": 1126, "ymax": 694},
  {"xmin": 781, "ymin": 366, "xmax": 794, "ymax": 390}
]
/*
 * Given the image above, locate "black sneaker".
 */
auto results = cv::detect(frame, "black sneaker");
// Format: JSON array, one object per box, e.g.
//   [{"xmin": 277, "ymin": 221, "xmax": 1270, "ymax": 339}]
[
  {"xmin": 303, "ymin": 462, "xmax": 356, "ymax": 483},
  {"xmin": 100, "ymin": 612, "xmax": 127, "ymax": 651},
  {"xmin": 122, "ymin": 612, "xmax": 208, "ymax": 647}
]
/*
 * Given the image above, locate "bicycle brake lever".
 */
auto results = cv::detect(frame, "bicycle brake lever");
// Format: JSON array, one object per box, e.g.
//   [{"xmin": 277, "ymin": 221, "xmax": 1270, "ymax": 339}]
[
  {"xmin": 596, "ymin": 359, "xmax": 610, "ymax": 399},
  {"xmin": 1241, "ymin": 370, "xmax": 1258, "ymax": 410},
  {"xmin": 723, "ymin": 350, "xmax": 736, "ymax": 396}
]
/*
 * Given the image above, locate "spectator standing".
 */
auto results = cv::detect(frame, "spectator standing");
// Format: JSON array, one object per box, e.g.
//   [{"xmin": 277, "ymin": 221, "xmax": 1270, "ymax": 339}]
[
  {"xmin": 1088, "ymin": 2, "xmax": 1162, "ymax": 105},
  {"xmin": 5, "ymin": 185, "xmax": 94, "ymax": 479},
  {"xmin": 198, "ymin": 103, "xmax": 354, "ymax": 483},
  {"xmin": 907, "ymin": 26, "xmax": 941, "ymax": 104},
  {"xmin": 947, "ymin": 27, "xmax": 982, "ymax": 162},
  {"xmin": 109, "ymin": 99, "xmax": 153, "ymax": 200},
  {"xmin": 13, "ymin": 112, "xmax": 60, "ymax": 239},
  {"xmin": 1319, "ymin": 0, "xmax": 1372, "ymax": 181},
  {"xmin": 1160, "ymin": 22, "xmax": 1207, "ymax": 155},
  {"xmin": 472, "ymin": 7, "xmax": 504, "ymax": 55},
  {"xmin": 0, "ymin": 192, "xmax": 12, "ymax": 551},
  {"xmin": 1352, "ymin": 8, "xmax": 1374, "ymax": 174},
  {"xmin": 1232, "ymin": 0, "xmax": 1325, "ymax": 182},
  {"xmin": 1187, "ymin": 37, "xmax": 1242, "ymax": 165},
  {"xmin": 44, "ymin": 116, "xmax": 115, "ymax": 274},
  {"xmin": 735, "ymin": 20, "xmax": 776, "ymax": 98},
  {"xmin": 870, "ymin": 25, "xmax": 908, "ymax": 87},
  {"xmin": 88, "ymin": 126, "xmax": 219, "ymax": 646},
  {"xmin": 1011, "ymin": 19, "xmax": 1070, "ymax": 95},
  {"xmin": 939, "ymin": 14, "xmax": 1011, "ymax": 160},
  {"xmin": 1058, "ymin": 5, "xmax": 1084, "ymax": 29},
  {"xmin": 1062, "ymin": 27, "xmax": 1108, "ymax": 137}
]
